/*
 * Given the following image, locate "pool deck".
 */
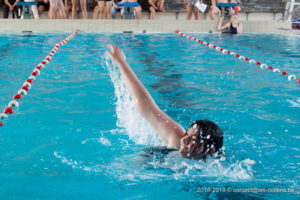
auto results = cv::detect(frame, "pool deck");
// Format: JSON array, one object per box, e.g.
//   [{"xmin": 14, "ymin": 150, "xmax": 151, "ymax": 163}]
[{"xmin": 0, "ymin": 19, "xmax": 292, "ymax": 34}]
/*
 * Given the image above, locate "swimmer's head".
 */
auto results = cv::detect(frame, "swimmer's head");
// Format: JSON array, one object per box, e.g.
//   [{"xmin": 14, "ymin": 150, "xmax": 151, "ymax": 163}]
[
  {"xmin": 231, "ymin": 14, "xmax": 238, "ymax": 23},
  {"xmin": 179, "ymin": 120, "xmax": 223, "ymax": 159}
]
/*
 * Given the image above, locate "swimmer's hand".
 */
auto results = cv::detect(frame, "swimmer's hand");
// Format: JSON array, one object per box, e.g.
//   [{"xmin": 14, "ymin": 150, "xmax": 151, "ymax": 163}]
[{"xmin": 107, "ymin": 45, "xmax": 126, "ymax": 64}]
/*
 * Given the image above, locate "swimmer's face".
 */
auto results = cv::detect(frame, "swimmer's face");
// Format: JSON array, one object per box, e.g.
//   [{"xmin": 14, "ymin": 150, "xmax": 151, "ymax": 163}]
[
  {"xmin": 231, "ymin": 14, "xmax": 238, "ymax": 23},
  {"xmin": 179, "ymin": 124, "xmax": 215, "ymax": 159}
]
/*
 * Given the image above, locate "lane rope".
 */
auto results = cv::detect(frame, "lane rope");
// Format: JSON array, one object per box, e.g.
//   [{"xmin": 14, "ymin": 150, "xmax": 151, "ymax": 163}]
[
  {"xmin": 175, "ymin": 30, "xmax": 300, "ymax": 85},
  {"xmin": 0, "ymin": 30, "xmax": 79, "ymax": 127}
]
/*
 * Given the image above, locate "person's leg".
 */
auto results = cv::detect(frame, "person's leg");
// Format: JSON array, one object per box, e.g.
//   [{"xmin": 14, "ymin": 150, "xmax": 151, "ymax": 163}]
[
  {"xmin": 157, "ymin": 0, "xmax": 165, "ymax": 12},
  {"xmin": 79, "ymin": 0, "xmax": 87, "ymax": 19},
  {"xmin": 3, "ymin": 4, "xmax": 9, "ymax": 18},
  {"xmin": 186, "ymin": 5, "xmax": 192, "ymax": 20},
  {"xmin": 93, "ymin": 5, "xmax": 99, "ymax": 19},
  {"xmin": 3, "ymin": 4, "xmax": 9, "ymax": 19},
  {"xmin": 98, "ymin": 1, "xmax": 105, "ymax": 19},
  {"xmin": 105, "ymin": 1, "xmax": 112, "ymax": 19},
  {"xmin": 208, "ymin": 6, "xmax": 220, "ymax": 20},
  {"xmin": 149, "ymin": 6, "xmax": 155, "ymax": 20},
  {"xmin": 49, "ymin": 0, "xmax": 58, "ymax": 19},
  {"xmin": 134, "ymin": 5, "xmax": 141, "ymax": 19},
  {"xmin": 71, "ymin": 0, "xmax": 78, "ymax": 18},
  {"xmin": 64, "ymin": 0, "xmax": 70, "ymax": 18},
  {"xmin": 58, "ymin": 0, "xmax": 67, "ymax": 18},
  {"xmin": 193, "ymin": 6, "xmax": 198, "ymax": 20}
]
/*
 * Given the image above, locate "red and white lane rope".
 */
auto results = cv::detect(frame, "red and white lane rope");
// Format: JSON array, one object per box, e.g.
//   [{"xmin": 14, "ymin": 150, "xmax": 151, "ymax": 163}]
[
  {"xmin": 0, "ymin": 30, "xmax": 79, "ymax": 127},
  {"xmin": 175, "ymin": 30, "xmax": 300, "ymax": 85}
]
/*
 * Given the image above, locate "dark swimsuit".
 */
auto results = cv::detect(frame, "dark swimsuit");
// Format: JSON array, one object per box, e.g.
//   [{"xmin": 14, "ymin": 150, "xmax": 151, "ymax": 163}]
[
  {"xmin": 142, "ymin": 147, "xmax": 177, "ymax": 162},
  {"xmin": 230, "ymin": 23, "xmax": 238, "ymax": 34}
]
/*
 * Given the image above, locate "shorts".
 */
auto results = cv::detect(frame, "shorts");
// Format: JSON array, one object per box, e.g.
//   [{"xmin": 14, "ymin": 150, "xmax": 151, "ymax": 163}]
[{"xmin": 187, "ymin": 0, "xmax": 199, "ymax": 7}]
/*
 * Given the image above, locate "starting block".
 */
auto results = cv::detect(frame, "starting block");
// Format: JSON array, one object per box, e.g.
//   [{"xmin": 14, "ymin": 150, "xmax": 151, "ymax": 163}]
[
  {"xmin": 216, "ymin": 3, "xmax": 238, "ymax": 17},
  {"xmin": 17, "ymin": 2, "xmax": 38, "ymax": 19},
  {"xmin": 117, "ymin": 2, "xmax": 139, "ymax": 19}
]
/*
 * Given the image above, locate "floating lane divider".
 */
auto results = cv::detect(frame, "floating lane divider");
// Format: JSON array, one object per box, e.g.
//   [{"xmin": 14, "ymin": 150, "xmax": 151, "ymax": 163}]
[
  {"xmin": 0, "ymin": 30, "xmax": 79, "ymax": 127},
  {"xmin": 175, "ymin": 30, "xmax": 300, "ymax": 85}
]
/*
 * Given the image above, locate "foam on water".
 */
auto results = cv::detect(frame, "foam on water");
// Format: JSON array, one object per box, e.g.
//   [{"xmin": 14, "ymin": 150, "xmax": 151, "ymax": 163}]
[
  {"xmin": 287, "ymin": 98, "xmax": 300, "ymax": 108},
  {"xmin": 107, "ymin": 151, "xmax": 256, "ymax": 182}
]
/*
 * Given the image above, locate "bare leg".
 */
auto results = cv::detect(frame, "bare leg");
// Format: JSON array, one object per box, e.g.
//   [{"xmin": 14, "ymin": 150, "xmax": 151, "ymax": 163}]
[
  {"xmin": 157, "ymin": 0, "xmax": 165, "ymax": 12},
  {"xmin": 193, "ymin": 6, "xmax": 198, "ymax": 20},
  {"xmin": 58, "ymin": 0, "xmax": 67, "ymax": 18},
  {"xmin": 93, "ymin": 5, "xmax": 99, "ymax": 19},
  {"xmin": 134, "ymin": 5, "xmax": 141, "ymax": 19},
  {"xmin": 209, "ymin": 6, "xmax": 220, "ymax": 20},
  {"xmin": 64, "ymin": 0, "xmax": 69, "ymax": 18},
  {"xmin": 49, "ymin": 0, "xmax": 58, "ymax": 19},
  {"xmin": 98, "ymin": 1, "xmax": 104, "ymax": 19},
  {"xmin": 150, "ymin": 6, "xmax": 155, "ymax": 20},
  {"xmin": 79, "ymin": 0, "xmax": 87, "ymax": 19},
  {"xmin": 57, "ymin": 9, "xmax": 61, "ymax": 18},
  {"xmin": 186, "ymin": 5, "xmax": 192, "ymax": 20},
  {"xmin": 105, "ymin": 1, "xmax": 112, "ymax": 19},
  {"xmin": 71, "ymin": 0, "xmax": 78, "ymax": 18}
]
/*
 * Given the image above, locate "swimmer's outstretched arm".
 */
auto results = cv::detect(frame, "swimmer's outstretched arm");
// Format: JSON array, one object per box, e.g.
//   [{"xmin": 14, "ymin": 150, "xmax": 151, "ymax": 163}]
[
  {"xmin": 217, "ymin": 16, "xmax": 230, "ymax": 31},
  {"xmin": 107, "ymin": 45, "xmax": 185, "ymax": 148}
]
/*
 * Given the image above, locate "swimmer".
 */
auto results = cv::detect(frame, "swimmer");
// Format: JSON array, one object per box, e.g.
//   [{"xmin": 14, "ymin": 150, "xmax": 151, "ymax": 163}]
[
  {"xmin": 218, "ymin": 14, "xmax": 242, "ymax": 34},
  {"xmin": 107, "ymin": 45, "xmax": 223, "ymax": 160}
]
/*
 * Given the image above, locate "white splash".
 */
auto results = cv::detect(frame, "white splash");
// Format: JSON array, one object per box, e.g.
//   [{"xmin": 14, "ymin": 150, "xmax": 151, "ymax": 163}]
[
  {"xmin": 98, "ymin": 131, "xmax": 112, "ymax": 146},
  {"xmin": 103, "ymin": 53, "xmax": 163, "ymax": 146},
  {"xmin": 287, "ymin": 98, "xmax": 300, "ymax": 108},
  {"xmin": 53, "ymin": 151, "xmax": 103, "ymax": 173},
  {"xmin": 145, "ymin": 155, "xmax": 256, "ymax": 181}
]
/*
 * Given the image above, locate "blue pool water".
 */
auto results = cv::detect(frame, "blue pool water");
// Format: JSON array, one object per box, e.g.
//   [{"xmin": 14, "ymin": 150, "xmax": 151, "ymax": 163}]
[{"xmin": 0, "ymin": 32, "xmax": 299, "ymax": 199}]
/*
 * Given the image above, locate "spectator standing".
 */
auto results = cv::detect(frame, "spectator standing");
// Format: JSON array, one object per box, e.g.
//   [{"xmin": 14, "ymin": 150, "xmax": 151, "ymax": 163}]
[
  {"xmin": 184, "ymin": 0, "xmax": 200, "ymax": 20},
  {"xmin": 3, "ymin": 0, "xmax": 20, "ymax": 18},
  {"xmin": 71, "ymin": 0, "xmax": 87, "ymax": 19},
  {"xmin": 49, "ymin": 0, "xmax": 67, "ymax": 19},
  {"xmin": 98, "ymin": 0, "xmax": 112, "ymax": 19},
  {"xmin": 148, "ymin": 0, "xmax": 164, "ymax": 20}
]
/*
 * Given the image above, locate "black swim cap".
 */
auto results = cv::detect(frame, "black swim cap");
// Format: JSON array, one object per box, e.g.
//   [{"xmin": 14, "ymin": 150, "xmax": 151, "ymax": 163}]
[{"xmin": 189, "ymin": 120, "xmax": 223, "ymax": 154}]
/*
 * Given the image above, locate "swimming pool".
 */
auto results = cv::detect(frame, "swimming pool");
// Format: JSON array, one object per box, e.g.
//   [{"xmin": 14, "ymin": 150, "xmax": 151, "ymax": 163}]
[{"xmin": 0, "ymin": 32, "xmax": 299, "ymax": 199}]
